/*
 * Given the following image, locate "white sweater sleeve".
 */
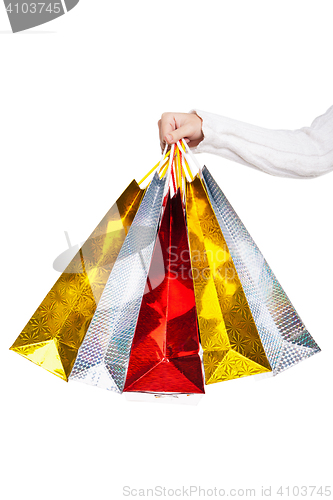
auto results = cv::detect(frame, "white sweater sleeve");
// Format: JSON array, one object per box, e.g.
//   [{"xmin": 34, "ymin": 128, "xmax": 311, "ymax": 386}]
[{"xmin": 189, "ymin": 106, "xmax": 333, "ymax": 178}]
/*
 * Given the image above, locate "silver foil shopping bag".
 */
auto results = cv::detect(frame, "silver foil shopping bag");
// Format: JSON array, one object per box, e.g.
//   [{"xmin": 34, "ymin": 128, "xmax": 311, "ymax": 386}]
[
  {"xmin": 69, "ymin": 172, "xmax": 167, "ymax": 392},
  {"xmin": 202, "ymin": 166, "xmax": 320, "ymax": 374}
]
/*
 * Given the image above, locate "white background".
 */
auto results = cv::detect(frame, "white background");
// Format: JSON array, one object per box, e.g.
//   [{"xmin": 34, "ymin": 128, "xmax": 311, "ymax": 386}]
[{"xmin": 1, "ymin": 1, "xmax": 332, "ymax": 499}]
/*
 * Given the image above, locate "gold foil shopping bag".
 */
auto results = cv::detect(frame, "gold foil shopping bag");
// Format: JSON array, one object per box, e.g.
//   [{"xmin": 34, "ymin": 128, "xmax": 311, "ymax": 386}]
[
  {"xmin": 10, "ymin": 180, "xmax": 145, "ymax": 380},
  {"xmin": 186, "ymin": 175, "xmax": 272, "ymax": 384}
]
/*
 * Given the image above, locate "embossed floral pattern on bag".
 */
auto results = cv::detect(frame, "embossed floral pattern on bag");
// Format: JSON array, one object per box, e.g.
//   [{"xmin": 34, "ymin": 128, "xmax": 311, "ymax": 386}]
[
  {"xmin": 10, "ymin": 180, "xmax": 144, "ymax": 380},
  {"xmin": 186, "ymin": 175, "xmax": 271, "ymax": 384}
]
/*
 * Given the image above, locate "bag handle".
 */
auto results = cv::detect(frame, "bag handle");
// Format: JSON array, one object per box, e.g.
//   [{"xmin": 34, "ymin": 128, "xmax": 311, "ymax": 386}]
[
  {"xmin": 176, "ymin": 140, "xmax": 201, "ymax": 178},
  {"xmin": 138, "ymin": 143, "xmax": 170, "ymax": 186}
]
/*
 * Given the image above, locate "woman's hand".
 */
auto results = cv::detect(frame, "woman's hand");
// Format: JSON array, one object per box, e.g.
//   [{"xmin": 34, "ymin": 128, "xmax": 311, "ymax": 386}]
[{"xmin": 158, "ymin": 112, "xmax": 203, "ymax": 151}]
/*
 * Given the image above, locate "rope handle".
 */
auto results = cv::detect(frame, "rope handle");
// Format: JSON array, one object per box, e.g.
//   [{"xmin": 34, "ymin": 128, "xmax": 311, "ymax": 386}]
[
  {"xmin": 138, "ymin": 139, "xmax": 202, "ymax": 191},
  {"xmin": 138, "ymin": 144, "xmax": 170, "ymax": 186}
]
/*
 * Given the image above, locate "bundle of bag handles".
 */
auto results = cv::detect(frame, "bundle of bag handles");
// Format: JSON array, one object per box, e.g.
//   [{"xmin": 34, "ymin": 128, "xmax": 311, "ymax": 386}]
[{"xmin": 138, "ymin": 139, "xmax": 202, "ymax": 202}]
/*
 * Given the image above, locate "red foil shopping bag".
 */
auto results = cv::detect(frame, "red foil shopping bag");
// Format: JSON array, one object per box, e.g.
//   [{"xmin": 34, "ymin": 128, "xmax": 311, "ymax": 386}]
[{"xmin": 124, "ymin": 189, "xmax": 205, "ymax": 394}]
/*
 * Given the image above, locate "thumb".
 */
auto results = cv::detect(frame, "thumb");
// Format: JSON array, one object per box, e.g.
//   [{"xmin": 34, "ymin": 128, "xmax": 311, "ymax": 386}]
[{"xmin": 165, "ymin": 123, "xmax": 193, "ymax": 144}]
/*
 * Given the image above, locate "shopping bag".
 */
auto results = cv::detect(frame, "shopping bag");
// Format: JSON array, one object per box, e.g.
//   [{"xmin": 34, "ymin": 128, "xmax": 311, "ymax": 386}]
[
  {"xmin": 124, "ymin": 189, "xmax": 205, "ymax": 395},
  {"xmin": 9, "ymin": 180, "xmax": 145, "ymax": 380},
  {"xmin": 69, "ymin": 171, "xmax": 167, "ymax": 392},
  {"xmin": 201, "ymin": 166, "xmax": 321, "ymax": 374},
  {"xmin": 10, "ymin": 139, "xmax": 320, "ymax": 402},
  {"xmin": 186, "ymin": 173, "xmax": 272, "ymax": 384}
]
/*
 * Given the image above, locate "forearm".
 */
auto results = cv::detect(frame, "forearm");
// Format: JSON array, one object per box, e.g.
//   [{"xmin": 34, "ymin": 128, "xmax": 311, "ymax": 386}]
[{"xmin": 190, "ymin": 106, "xmax": 333, "ymax": 178}]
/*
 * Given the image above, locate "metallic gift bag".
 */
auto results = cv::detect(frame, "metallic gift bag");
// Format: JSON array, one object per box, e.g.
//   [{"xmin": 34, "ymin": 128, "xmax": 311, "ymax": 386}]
[
  {"xmin": 10, "ymin": 180, "xmax": 144, "ymax": 381},
  {"xmin": 201, "ymin": 166, "xmax": 321, "ymax": 374},
  {"xmin": 124, "ymin": 190, "xmax": 205, "ymax": 395},
  {"xmin": 186, "ymin": 175, "xmax": 272, "ymax": 385},
  {"xmin": 69, "ymin": 172, "xmax": 166, "ymax": 393}
]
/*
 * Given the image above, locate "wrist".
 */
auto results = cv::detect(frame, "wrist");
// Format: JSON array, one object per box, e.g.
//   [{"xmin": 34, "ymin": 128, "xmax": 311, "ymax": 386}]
[{"xmin": 189, "ymin": 110, "xmax": 204, "ymax": 144}]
